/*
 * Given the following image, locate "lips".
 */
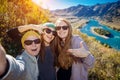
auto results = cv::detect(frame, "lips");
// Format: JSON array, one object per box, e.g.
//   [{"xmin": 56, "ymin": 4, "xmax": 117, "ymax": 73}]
[
  {"xmin": 46, "ymin": 35, "xmax": 54, "ymax": 42},
  {"xmin": 47, "ymin": 35, "xmax": 53, "ymax": 39},
  {"xmin": 31, "ymin": 49, "xmax": 37, "ymax": 51}
]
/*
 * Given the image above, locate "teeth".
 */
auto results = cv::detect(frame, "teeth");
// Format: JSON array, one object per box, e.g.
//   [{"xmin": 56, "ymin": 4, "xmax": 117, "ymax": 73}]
[{"xmin": 32, "ymin": 49, "xmax": 37, "ymax": 51}]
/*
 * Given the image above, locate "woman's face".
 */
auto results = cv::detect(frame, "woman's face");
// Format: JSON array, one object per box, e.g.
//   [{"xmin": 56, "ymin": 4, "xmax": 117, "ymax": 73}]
[
  {"xmin": 43, "ymin": 27, "xmax": 56, "ymax": 46},
  {"xmin": 56, "ymin": 20, "xmax": 69, "ymax": 41},
  {"xmin": 24, "ymin": 36, "xmax": 41, "ymax": 56}
]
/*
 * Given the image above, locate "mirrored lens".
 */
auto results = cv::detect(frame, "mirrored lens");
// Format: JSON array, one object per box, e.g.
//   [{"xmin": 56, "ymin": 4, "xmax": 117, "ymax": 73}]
[
  {"xmin": 56, "ymin": 26, "xmax": 68, "ymax": 30},
  {"xmin": 24, "ymin": 39, "xmax": 41, "ymax": 45},
  {"xmin": 62, "ymin": 26, "xmax": 68, "ymax": 30},
  {"xmin": 45, "ymin": 28, "xmax": 56, "ymax": 36},
  {"xmin": 45, "ymin": 28, "xmax": 52, "ymax": 34}
]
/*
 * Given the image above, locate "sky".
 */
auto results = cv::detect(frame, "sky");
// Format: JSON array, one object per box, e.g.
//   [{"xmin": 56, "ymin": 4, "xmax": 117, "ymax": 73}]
[{"xmin": 32, "ymin": 0, "xmax": 119, "ymax": 10}]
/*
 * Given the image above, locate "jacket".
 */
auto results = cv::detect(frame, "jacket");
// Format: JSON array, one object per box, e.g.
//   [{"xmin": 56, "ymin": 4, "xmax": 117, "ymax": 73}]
[
  {"xmin": 70, "ymin": 35, "xmax": 95, "ymax": 80},
  {"xmin": 1, "ymin": 51, "xmax": 39, "ymax": 80}
]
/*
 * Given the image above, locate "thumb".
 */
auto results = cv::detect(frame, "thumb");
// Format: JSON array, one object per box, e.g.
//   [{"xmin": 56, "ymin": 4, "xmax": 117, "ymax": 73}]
[
  {"xmin": 67, "ymin": 48, "xmax": 79, "ymax": 54},
  {"xmin": 67, "ymin": 41, "xmax": 84, "ymax": 53},
  {"xmin": 67, "ymin": 49, "xmax": 74, "ymax": 53},
  {"xmin": 80, "ymin": 41, "xmax": 84, "ymax": 48}
]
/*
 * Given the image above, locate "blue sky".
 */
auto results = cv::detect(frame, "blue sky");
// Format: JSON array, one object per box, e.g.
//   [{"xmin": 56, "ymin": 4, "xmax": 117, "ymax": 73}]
[{"xmin": 44, "ymin": 0, "xmax": 119, "ymax": 10}]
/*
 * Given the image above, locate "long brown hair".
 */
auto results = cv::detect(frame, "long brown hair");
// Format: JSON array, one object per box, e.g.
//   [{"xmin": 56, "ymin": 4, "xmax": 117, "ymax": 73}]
[
  {"xmin": 39, "ymin": 29, "xmax": 57, "ymax": 66},
  {"xmin": 55, "ymin": 18, "xmax": 74, "ymax": 69}
]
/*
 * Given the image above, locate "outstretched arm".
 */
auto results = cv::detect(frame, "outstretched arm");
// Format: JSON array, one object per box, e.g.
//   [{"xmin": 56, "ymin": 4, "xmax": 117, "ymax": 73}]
[
  {"xmin": 0, "ymin": 44, "xmax": 7, "ymax": 76},
  {"xmin": 67, "ymin": 41, "xmax": 90, "ymax": 58},
  {"xmin": 67, "ymin": 41, "xmax": 95, "ymax": 68},
  {"xmin": 0, "ymin": 44, "xmax": 26, "ymax": 80}
]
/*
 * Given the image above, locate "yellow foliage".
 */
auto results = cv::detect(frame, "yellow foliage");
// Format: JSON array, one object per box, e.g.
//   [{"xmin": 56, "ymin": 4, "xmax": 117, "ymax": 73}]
[{"xmin": 73, "ymin": 28, "xmax": 120, "ymax": 80}]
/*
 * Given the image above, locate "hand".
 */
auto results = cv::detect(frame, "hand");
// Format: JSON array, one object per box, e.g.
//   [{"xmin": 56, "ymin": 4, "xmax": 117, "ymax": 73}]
[
  {"xmin": 18, "ymin": 24, "xmax": 43, "ymax": 34},
  {"xmin": 67, "ymin": 42, "xmax": 90, "ymax": 58},
  {"xmin": 0, "ymin": 44, "xmax": 7, "ymax": 75}
]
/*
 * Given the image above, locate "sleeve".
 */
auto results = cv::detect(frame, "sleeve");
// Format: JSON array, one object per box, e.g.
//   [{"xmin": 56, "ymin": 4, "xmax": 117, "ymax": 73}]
[
  {"xmin": 1, "ymin": 55, "xmax": 26, "ymax": 80},
  {"xmin": 72, "ymin": 35, "xmax": 95, "ymax": 69},
  {"xmin": 80, "ymin": 41, "xmax": 95, "ymax": 69},
  {"xmin": 82, "ymin": 54, "xmax": 95, "ymax": 69}
]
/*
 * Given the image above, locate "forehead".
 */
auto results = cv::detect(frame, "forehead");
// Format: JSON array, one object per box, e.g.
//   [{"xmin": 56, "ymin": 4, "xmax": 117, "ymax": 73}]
[
  {"xmin": 56, "ymin": 20, "xmax": 67, "ymax": 26},
  {"xmin": 44, "ymin": 27, "xmax": 55, "ymax": 31},
  {"xmin": 25, "ymin": 36, "xmax": 39, "ymax": 40}
]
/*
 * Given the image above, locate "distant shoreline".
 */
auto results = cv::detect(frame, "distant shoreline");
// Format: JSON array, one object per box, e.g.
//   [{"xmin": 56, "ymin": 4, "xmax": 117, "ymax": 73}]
[
  {"xmin": 99, "ymin": 20, "xmax": 120, "ymax": 30},
  {"xmin": 91, "ymin": 27, "xmax": 109, "ymax": 39}
]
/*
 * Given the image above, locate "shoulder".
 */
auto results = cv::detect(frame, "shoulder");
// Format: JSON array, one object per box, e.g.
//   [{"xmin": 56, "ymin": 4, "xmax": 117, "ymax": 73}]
[
  {"xmin": 72, "ymin": 35, "xmax": 83, "ymax": 43},
  {"xmin": 71, "ymin": 35, "xmax": 83, "ymax": 48},
  {"xmin": 16, "ymin": 52, "xmax": 29, "ymax": 63},
  {"xmin": 2, "ymin": 55, "xmax": 25, "ymax": 80}
]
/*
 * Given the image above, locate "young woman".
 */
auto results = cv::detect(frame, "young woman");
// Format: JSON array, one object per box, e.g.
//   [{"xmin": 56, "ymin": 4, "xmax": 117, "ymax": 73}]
[
  {"xmin": 55, "ymin": 18, "xmax": 95, "ymax": 80},
  {"xmin": 0, "ymin": 29, "xmax": 41, "ymax": 80},
  {"xmin": 37, "ymin": 22, "xmax": 57, "ymax": 80}
]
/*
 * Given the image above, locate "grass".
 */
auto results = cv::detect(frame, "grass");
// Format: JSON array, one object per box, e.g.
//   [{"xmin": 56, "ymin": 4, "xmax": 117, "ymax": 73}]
[{"xmin": 72, "ymin": 27, "xmax": 120, "ymax": 80}]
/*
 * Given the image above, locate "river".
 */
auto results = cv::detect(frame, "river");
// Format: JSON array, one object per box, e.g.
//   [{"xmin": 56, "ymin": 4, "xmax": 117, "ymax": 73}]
[{"xmin": 80, "ymin": 19, "xmax": 120, "ymax": 50}]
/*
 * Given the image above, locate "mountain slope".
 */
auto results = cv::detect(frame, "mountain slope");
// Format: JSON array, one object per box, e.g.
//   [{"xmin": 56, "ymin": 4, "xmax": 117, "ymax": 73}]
[{"xmin": 51, "ymin": 1, "xmax": 120, "ymax": 20}]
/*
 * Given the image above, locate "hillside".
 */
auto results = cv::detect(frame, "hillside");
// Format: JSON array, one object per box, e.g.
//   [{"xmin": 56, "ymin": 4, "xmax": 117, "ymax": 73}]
[{"xmin": 51, "ymin": 1, "xmax": 120, "ymax": 29}]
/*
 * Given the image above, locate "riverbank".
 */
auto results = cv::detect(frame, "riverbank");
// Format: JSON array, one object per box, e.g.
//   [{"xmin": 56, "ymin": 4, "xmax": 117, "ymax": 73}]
[
  {"xmin": 99, "ymin": 20, "xmax": 120, "ymax": 31},
  {"xmin": 91, "ymin": 27, "xmax": 109, "ymax": 39},
  {"xmin": 71, "ymin": 19, "xmax": 88, "ymax": 28}
]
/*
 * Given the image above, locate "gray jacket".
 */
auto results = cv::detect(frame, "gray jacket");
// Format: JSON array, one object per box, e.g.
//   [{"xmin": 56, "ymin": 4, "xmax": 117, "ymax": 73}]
[
  {"xmin": 70, "ymin": 35, "xmax": 95, "ymax": 80},
  {"xmin": 1, "ymin": 51, "xmax": 39, "ymax": 80}
]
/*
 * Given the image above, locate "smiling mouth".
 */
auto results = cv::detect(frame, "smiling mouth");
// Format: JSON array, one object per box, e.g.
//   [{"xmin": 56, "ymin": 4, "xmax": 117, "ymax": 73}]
[
  {"xmin": 31, "ymin": 49, "xmax": 37, "ymax": 51},
  {"xmin": 47, "ymin": 35, "xmax": 53, "ymax": 39}
]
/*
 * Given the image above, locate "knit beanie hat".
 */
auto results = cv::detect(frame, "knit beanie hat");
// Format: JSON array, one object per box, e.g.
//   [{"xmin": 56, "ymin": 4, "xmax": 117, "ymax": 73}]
[
  {"xmin": 43, "ymin": 22, "xmax": 55, "ymax": 30},
  {"xmin": 21, "ymin": 30, "xmax": 41, "ymax": 48}
]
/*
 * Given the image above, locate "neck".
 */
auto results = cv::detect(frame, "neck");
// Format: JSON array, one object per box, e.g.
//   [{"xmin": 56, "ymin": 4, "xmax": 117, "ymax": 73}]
[
  {"xmin": 44, "ymin": 41, "xmax": 50, "ymax": 46},
  {"xmin": 62, "ymin": 38, "xmax": 66, "ymax": 43}
]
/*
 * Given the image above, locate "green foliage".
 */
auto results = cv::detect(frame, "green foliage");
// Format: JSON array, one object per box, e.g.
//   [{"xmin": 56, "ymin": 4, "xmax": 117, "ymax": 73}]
[{"xmin": 94, "ymin": 28, "xmax": 111, "ymax": 36}]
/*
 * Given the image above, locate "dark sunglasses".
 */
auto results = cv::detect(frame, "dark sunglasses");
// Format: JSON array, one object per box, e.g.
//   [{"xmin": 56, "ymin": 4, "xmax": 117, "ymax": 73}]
[
  {"xmin": 56, "ymin": 26, "xmax": 68, "ymax": 30},
  {"xmin": 44, "ymin": 28, "xmax": 56, "ymax": 36},
  {"xmin": 24, "ymin": 39, "xmax": 41, "ymax": 45}
]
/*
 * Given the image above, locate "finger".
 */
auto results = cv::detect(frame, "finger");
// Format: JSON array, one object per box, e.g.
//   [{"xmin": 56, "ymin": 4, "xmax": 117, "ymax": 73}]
[
  {"xmin": 80, "ymin": 41, "xmax": 89, "ymax": 50},
  {"xmin": 67, "ymin": 49, "xmax": 77, "ymax": 53},
  {"xmin": 67, "ymin": 49, "xmax": 73, "ymax": 53},
  {"xmin": 80, "ymin": 41, "xmax": 84, "ymax": 48},
  {"xmin": 18, "ymin": 25, "xmax": 33, "ymax": 33}
]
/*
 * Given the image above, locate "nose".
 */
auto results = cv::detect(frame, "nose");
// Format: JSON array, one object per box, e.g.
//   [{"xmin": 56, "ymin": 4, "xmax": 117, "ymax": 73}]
[
  {"xmin": 49, "ymin": 32, "xmax": 54, "ymax": 36},
  {"xmin": 31, "ymin": 42, "xmax": 37, "ymax": 47}
]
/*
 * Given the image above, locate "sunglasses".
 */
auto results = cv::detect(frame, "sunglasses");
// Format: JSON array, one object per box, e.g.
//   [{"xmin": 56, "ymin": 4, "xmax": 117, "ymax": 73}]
[
  {"xmin": 56, "ymin": 26, "xmax": 68, "ymax": 31},
  {"xmin": 44, "ymin": 28, "xmax": 56, "ymax": 36},
  {"xmin": 24, "ymin": 39, "xmax": 41, "ymax": 45}
]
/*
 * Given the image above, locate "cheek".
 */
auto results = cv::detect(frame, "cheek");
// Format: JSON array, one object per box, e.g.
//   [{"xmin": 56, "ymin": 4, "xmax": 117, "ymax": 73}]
[
  {"xmin": 51, "ymin": 36, "xmax": 55, "ymax": 40},
  {"xmin": 57, "ymin": 31, "xmax": 60, "ymax": 36},
  {"xmin": 37, "ymin": 45, "xmax": 41, "ymax": 51},
  {"xmin": 24, "ymin": 46, "xmax": 31, "ymax": 52},
  {"xmin": 66, "ymin": 30, "xmax": 69, "ymax": 35},
  {"xmin": 43, "ymin": 34, "xmax": 47, "ymax": 39}
]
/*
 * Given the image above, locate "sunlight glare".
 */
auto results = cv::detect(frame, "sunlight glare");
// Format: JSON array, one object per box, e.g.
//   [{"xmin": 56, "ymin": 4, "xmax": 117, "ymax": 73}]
[{"xmin": 32, "ymin": 0, "xmax": 49, "ymax": 9}]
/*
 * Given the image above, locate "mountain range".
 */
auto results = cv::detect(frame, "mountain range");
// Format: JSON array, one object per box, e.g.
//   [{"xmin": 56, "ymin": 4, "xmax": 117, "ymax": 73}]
[{"xmin": 51, "ymin": 1, "xmax": 120, "ymax": 22}]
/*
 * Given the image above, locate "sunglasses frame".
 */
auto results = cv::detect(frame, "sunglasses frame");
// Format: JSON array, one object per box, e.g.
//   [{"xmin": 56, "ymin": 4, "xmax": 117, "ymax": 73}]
[
  {"xmin": 56, "ymin": 26, "xmax": 68, "ymax": 31},
  {"xmin": 24, "ymin": 39, "xmax": 41, "ymax": 45},
  {"xmin": 44, "ymin": 28, "xmax": 56, "ymax": 36}
]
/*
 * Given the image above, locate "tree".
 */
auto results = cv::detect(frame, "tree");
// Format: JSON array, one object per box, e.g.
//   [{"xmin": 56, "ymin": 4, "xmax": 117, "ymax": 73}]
[{"xmin": 0, "ymin": 0, "xmax": 50, "ymax": 56}]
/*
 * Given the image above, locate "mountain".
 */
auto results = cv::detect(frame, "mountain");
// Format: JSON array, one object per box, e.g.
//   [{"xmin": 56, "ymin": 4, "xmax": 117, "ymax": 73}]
[{"xmin": 51, "ymin": 1, "xmax": 120, "ymax": 21}]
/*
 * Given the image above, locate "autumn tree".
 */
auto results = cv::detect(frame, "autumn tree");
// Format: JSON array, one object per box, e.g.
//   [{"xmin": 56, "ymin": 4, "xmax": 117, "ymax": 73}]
[{"xmin": 0, "ymin": 0, "xmax": 50, "ymax": 56}]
